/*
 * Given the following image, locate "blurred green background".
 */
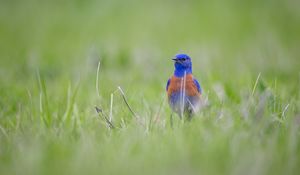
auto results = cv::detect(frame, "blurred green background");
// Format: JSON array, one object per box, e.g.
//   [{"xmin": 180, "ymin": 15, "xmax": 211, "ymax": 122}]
[{"xmin": 0, "ymin": 0, "xmax": 300, "ymax": 175}]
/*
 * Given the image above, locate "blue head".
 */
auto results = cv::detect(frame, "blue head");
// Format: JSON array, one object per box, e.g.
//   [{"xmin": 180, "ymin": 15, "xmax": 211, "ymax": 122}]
[{"xmin": 173, "ymin": 54, "xmax": 192, "ymax": 77}]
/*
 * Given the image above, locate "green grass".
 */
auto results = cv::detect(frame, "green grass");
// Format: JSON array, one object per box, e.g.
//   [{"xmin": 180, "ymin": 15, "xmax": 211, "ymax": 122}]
[{"xmin": 1, "ymin": 0, "xmax": 300, "ymax": 175}]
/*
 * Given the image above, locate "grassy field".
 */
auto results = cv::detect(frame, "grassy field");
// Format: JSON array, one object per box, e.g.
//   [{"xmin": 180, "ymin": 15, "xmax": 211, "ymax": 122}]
[{"xmin": 1, "ymin": 0, "xmax": 300, "ymax": 175}]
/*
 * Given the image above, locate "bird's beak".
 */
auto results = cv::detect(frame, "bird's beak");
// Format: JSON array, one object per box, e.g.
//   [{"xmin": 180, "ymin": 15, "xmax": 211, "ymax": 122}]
[{"xmin": 172, "ymin": 58, "xmax": 183, "ymax": 64}]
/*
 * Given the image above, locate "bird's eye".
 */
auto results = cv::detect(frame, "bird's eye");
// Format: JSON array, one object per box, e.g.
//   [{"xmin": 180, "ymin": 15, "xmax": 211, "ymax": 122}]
[{"xmin": 181, "ymin": 58, "xmax": 186, "ymax": 61}]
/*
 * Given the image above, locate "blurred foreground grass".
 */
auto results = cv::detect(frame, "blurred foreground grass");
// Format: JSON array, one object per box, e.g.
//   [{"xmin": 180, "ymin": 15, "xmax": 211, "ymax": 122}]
[{"xmin": 0, "ymin": 0, "xmax": 300, "ymax": 175}]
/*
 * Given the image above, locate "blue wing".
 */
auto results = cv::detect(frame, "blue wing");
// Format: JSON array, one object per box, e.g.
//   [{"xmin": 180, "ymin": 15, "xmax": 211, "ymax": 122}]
[
  {"xmin": 193, "ymin": 79, "xmax": 202, "ymax": 94},
  {"xmin": 166, "ymin": 79, "xmax": 170, "ymax": 91}
]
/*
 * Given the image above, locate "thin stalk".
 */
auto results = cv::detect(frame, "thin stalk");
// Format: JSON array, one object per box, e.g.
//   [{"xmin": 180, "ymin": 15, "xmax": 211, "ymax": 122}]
[
  {"xmin": 252, "ymin": 72, "xmax": 261, "ymax": 96},
  {"xmin": 95, "ymin": 106, "xmax": 115, "ymax": 129},
  {"xmin": 109, "ymin": 93, "xmax": 114, "ymax": 122},
  {"xmin": 117, "ymin": 86, "xmax": 138, "ymax": 119},
  {"xmin": 96, "ymin": 61, "xmax": 101, "ymax": 98}
]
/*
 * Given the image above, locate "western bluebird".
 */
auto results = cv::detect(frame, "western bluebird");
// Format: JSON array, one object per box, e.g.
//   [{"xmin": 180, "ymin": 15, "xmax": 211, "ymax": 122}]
[{"xmin": 166, "ymin": 54, "xmax": 202, "ymax": 120}]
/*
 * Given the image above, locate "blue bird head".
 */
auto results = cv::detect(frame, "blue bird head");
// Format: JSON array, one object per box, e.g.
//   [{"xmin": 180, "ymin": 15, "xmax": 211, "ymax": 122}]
[{"xmin": 173, "ymin": 54, "xmax": 192, "ymax": 77}]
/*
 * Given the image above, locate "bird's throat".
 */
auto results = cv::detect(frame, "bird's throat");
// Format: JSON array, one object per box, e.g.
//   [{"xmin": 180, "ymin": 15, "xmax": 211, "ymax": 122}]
[{"xmin": 174, "ymin": 67, "xmax": 192, "ymax": 77}]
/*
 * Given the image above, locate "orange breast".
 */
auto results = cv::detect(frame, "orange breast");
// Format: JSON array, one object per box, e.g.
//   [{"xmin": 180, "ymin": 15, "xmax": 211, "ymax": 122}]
[{"xmin": 167, "ymin": 74, "xmax": 201, "ymax": 97}]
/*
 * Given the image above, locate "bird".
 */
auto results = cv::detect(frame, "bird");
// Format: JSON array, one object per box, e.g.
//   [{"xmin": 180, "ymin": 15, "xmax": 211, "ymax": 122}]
[{"xmin": 166, "ymin": 54, "xmax": 202, "ymax": 120}]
